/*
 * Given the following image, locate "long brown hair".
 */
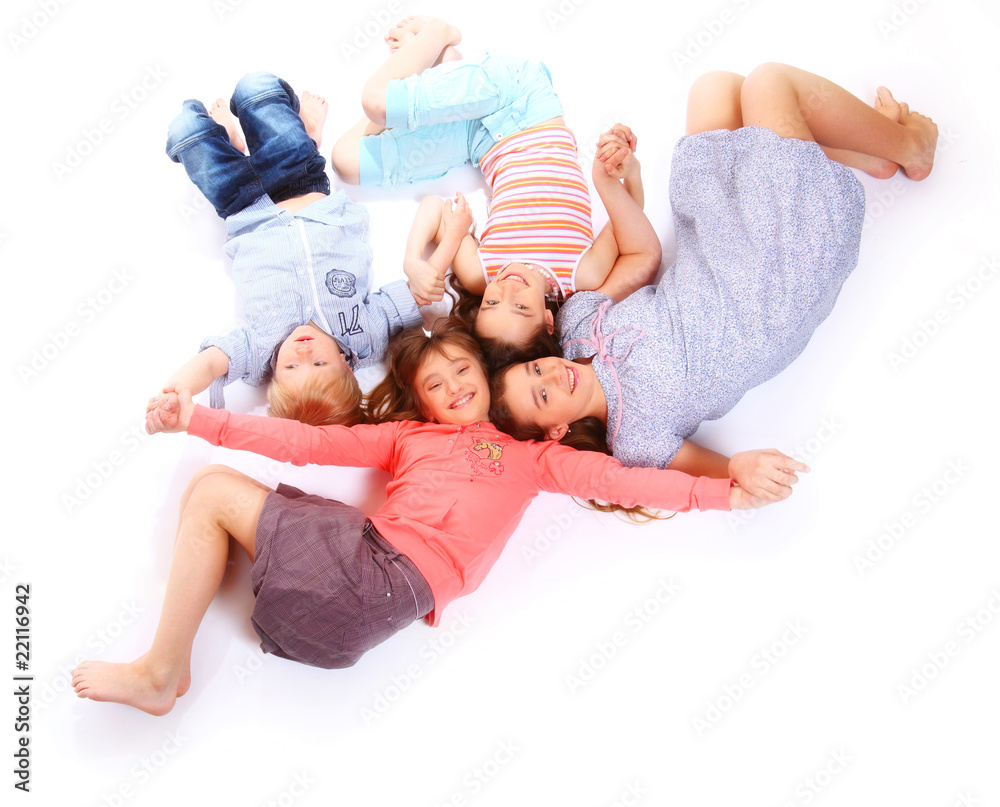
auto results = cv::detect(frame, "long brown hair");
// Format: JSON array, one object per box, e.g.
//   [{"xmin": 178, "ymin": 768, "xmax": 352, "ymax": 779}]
[
  {"xmin": 488, "ymin": 368, "xmax": 666, "ymax": 522},
  {"xmin": 448, "ymin": 274, "xmax": 563, "ymax": 372},
  {"xmin": 364, "ymin": 316, "xmax": 485, "ymax": 424}
]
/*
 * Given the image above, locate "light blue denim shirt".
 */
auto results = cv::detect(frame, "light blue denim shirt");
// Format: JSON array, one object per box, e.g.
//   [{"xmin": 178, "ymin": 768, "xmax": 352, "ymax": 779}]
[{"xmin": 201, "ymin": 191, "xmax": 421, "ymax": 408}]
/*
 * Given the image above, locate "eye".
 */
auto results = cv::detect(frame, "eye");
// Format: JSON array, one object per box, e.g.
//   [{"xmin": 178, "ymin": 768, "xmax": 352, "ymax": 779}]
[
  {"xmin": 516, "ymin": 304, "xmax": 528, "ymax": 310},
  {"xmin": 540, "ymin": 388, "xmax": 548, "ymax": 403},
  {"xmin": 532, "ymin": 363, "xmax": 540, "ymax": 375},
  {"xmin": 457, "ymin": 364, "xmax": 469, "ymax": 375},
  {"xmin": 428, "ymin": 382, "xmax": 442, "ymax": 392},
  {"xmin": 284, "ymin": 363, "xmax": 298, "ymax": 370},
  {"xmin": 313, "ymin": 361, "xmax": 327, "ymax": 366},
  {"xmin": 485, "ymin": 299, "xmax": 499, "ymax": 306}
]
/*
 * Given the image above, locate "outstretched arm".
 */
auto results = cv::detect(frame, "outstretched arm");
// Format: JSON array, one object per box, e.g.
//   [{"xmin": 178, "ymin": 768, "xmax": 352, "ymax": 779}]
[
  {"xmin": 146, "ymin": 348, "xmax": 230, "ymax": 421},
  {"xmin": 667, "ymin": 439, "xmax": 809, "ymax": 503},
  {"xmin": 575, "ymin": 125, "xmax": 662, "ymax": 300},
  {"xmin": 404, "ymin": 194, "xmax": 481, "ymax": 304},
  {"xmin": 163, "ymin": 347, "xmax": 230, "ymax": 396}
]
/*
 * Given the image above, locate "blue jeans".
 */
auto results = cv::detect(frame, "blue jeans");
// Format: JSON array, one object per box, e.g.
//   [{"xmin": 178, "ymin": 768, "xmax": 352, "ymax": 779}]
[
  {"xmin": 359, "ymin": 53, "xmax": 564, "ymax": 186},
  {"xmin": 166, "ymin": 72, "xmax": 330, "ymax": 218}
]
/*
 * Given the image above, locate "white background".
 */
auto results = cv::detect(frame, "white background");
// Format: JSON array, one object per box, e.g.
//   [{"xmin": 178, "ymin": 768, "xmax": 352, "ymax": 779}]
[{"xmin": 3, "ymin": 0, "xmax": 999, "ymax": 804}]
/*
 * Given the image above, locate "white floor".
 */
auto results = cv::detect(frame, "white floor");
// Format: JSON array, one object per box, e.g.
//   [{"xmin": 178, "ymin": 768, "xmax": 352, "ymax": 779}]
[{"xmin": 5, "ymin": 0, "xmax": 1000, "ymax": 803}]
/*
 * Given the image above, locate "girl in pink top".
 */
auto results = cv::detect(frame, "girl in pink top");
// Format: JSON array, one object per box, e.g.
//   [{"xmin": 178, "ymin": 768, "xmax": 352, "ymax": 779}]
[{"xmin": 72, "ymin": 318, "xmax": 780, "ymax": 716}]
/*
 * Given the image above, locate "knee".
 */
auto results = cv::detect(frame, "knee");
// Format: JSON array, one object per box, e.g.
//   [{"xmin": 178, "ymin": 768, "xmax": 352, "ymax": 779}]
[
  {"xmin": 741, "ymin": 62, "xmax": 791, "ymax": 99},
  {"xmin": 185, "ymin": 464, "xmax": 241, "ymax": 497},
  {"xmin": 361, "ymin": 80, "xmax": 388, "ymax": 128},
  {"xmin": 330, "ymin": 137, "xmax": 361, "ymax": 185},
  {"xmin": 165, "ymin": 100, "xmax": 215, "ymax": 158},
  {"xmin": 231, "ymin": 71, "xmax": 289, "ymax": 113}
]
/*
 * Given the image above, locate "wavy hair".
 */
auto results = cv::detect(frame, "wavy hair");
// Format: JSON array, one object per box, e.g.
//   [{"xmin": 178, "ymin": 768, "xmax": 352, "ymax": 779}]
[
  {"xmin": 364, "ymin": 316, "xmax": 484, "ymax": 424},
  {"xmin": 447, "ymin": 274, "xmax": 563, "ymax": 372}
]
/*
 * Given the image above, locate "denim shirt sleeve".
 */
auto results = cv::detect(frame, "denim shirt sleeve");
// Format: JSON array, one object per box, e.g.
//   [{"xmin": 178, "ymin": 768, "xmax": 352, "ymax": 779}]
[{"xmin": 200, "ymin": 328, "xmax": 267, "ymax": 409}]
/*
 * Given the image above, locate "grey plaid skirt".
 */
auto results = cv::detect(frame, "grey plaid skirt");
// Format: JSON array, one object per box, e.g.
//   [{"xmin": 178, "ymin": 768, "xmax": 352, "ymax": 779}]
[{"xmin": 250, "ymin": 483, "xmax": 434, "ymax": 669}]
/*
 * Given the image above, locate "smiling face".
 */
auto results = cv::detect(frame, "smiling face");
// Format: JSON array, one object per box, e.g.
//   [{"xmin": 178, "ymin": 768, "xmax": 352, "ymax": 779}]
[
  {"xmin": 500, "ymin": 357, "xmax": 607, "ymax": 440},
  {"xmin": 475, "ymin": 263, "xmax": 555, "ymax": 345},
  {"xmin": 273, "ymin": 325, "xmax": 352, "ymax": 394},
  {"xmin": 415, "ymin": 345, "xmax": 491, "ymax": 426}
]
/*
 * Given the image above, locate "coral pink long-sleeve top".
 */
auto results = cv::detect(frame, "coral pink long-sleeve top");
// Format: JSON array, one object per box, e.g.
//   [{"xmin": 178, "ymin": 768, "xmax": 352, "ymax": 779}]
[{"xmin": 189, "ymin": 405, "xmax": 732, "ymax": 625}]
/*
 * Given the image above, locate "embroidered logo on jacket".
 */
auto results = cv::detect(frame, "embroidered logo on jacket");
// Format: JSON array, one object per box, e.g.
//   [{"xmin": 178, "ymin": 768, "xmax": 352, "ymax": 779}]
[
  {"xmin": 325, "ymin": 269, "xmax": 357, "ymax": 298},
  {"xmin": 466, "ymin": 436, "xmax": 507, "ymax": 476}
]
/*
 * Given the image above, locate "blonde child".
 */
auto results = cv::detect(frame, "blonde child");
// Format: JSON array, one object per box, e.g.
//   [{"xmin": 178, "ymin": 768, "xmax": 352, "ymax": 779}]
[{"xmin": 161, "ymin": 71, "xmax": 425, "ymax": 426}]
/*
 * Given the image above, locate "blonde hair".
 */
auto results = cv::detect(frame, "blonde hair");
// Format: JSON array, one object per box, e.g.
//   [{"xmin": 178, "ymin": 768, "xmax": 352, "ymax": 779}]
[{"xmin": 267, "ymin": 372, "xmax": 364, "ymax": 427}]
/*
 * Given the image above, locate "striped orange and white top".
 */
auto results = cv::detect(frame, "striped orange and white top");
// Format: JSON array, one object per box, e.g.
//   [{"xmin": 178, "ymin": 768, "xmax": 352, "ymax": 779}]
[{"xmin": 477, "ymin": 124, "xmax": 594, "ymax": 296}]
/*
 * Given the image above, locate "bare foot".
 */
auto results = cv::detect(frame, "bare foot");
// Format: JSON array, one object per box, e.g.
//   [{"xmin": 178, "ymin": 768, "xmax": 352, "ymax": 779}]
[
  {"xmin": 874, "ymin": 86, "xmax": 903, "ymax": 123},
  {"xmin": 209, "ymin": 98, "xmax": 246, "ymax": 154},
  {"xmin": 897, "ymin": 102, "xmax": 938, "ymax": 181},
  {"xmin": 821, "ymin": 87, "xmax": 905, "ymax": 179},
  {"xmin": 299, "ymin": 91, "xmax": 328, "ymax": 149},
  {"xmin": 861, "ymin": 86, "xmax": 904, "ymax": 178},
  {"xmin": 385, "ymin": 16, "xmax": 462, "ymax": 64},
  {"xmin": 72, "ymin": 658, "xmax": 179, "ymax": 716}
]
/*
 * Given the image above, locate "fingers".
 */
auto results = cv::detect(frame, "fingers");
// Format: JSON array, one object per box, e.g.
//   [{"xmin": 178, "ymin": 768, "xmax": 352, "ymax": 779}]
[
  {"xmin": 145, "ymin": 399, "xmax": 174, "ymax": 435},
  {"xmin": 597, "ymin": 133, "xmax": 629, "ymax": 159},
  {"xmin": 610, "ymin": 123, "xmax": 636, "ymax": 150}
]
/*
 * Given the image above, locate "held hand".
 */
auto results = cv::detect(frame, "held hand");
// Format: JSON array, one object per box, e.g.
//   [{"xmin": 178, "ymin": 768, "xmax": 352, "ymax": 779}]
[
  {"xmin": 596, "ymin": 124, "xmax": 638, "ymax": 180},
  {"xmin": 729, "ymin": 484, "xmax": 770, "ymax": 511},
  {"xmin": 728, "ymin": 449, "xmax": 810, "ymax": 502},
  {"xmin": 442, "ymin": 192, "xmax": 473, "ymax": 239},
  {"xmin": 145, "ymin": 387, "xmax": 194, "ymax": 435},
  {"xmin": 404, "ymin": 257, "xmax": 446, "ymax": 306}
]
